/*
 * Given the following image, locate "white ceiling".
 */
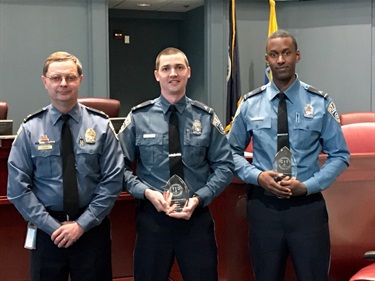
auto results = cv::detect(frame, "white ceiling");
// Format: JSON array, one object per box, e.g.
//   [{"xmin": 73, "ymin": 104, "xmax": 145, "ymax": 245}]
[{"xmin": 108, "ymin": 0, "xmax": 204, "ymax": 12}]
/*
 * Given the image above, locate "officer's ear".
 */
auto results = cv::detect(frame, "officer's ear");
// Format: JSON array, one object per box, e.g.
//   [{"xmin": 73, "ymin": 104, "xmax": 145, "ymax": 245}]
[
  {"xmin": 295, "ymin": 50, "xmax": 301, "ymax": 63},
  {"xmin": 154, "ymin": 70, "xmax": 160, "ymax": 82}
]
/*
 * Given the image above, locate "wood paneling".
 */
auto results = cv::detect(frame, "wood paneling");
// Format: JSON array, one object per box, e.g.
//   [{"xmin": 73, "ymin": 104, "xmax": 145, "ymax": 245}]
[{"xmin": 1, "ymin": 135, "xmax": 374, "ymax": 281}]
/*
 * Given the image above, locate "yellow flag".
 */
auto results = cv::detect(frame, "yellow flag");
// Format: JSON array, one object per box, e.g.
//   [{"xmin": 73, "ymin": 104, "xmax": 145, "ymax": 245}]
[
  {"xmin": 265, "ymin": 0, "xmax": 278, "ymax": 83},
  {"xmin": 268, "ymin": 0, "xmax": 278, "ymax": 36}
]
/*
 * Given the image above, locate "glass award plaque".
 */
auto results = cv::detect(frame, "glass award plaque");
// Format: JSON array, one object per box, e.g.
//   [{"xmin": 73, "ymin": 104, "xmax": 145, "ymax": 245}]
[
  {"xmin": 165, "ymin": 175, "xmax": 189, "ymax": 212},
  {"xmin": 273, "ymin": 146, "xmax": 297, "ymax": 180}
]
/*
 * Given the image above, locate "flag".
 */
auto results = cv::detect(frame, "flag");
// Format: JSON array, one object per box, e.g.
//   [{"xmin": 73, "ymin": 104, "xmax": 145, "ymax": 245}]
[
  {"xmin": 265, "ymin": 0, "xmax": 278, "ymax": 84},
  {"xmin": 225, "ymin": 0, "xmax": 241, "ymax": 133}
]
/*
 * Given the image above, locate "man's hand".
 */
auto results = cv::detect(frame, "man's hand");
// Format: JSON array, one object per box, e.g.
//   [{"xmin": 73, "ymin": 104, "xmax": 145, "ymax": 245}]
[
  {"xmin": 167, "ymin": 196, "xmax": 199, "ymax": 220},
  {"xmin": 51, "ymin": 221, "xmax": 84, "ymax": 248},
  {"xmin": 278, "ymin": 176, "xmax": 307, "ymax": 196},
  {"xmin": 144, "ymin": 188, "xmax": 170, "ymax": 212},
  {"xmin": 258, "ymin": 171, "xmax": 292, "ymax": 198}
]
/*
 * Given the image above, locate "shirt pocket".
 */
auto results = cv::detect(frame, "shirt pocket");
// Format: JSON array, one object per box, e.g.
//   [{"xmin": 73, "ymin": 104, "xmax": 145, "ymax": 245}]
[
  {"xmin": 76, "ymin": 145, "xmax": 101, "ymax": 175},
  {"xmin": 136, "ymin": 133, "xmax": 164, "ymax": 166},
  {"xmin": 247, "ymin": 117, "xmax": 272, "ymax": 146},
  {"xmin": 293, "ymin": 117, "xmax": 323, "ymax": 150},
  {"xmin": 184, "ymin": 135, "xmax": 209, "ymax": 166},
  {"xmin": 31, "ymin": 144, "xmax": 61, "ymax": 179}
]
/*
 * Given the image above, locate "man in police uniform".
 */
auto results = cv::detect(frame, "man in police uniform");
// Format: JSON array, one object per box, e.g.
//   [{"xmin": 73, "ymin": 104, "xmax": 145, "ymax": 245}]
[
  {"xmin": 118, "ymin": 47, "xmax": 234, "ymax": 281},
  {"xmin": 7, "ymin": 51, "xmax": 124, "ymax": 281},
  {"xmin": 227, "ymin": 30, "xmax": 350, "ymax": 281}
]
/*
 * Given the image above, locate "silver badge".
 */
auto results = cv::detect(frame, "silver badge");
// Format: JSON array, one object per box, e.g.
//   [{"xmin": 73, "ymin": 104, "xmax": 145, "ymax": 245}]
[
  {"xmin": 192, "ymin": 120, "xmax": 202, "ymax": 135},
  {"xmin": 304, "ymin": 104, "xmax": 314, "ymax": 118}
]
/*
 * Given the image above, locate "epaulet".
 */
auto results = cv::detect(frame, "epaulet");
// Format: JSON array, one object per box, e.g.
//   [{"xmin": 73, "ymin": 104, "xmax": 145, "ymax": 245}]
[
  {"xmin": 244, "ymin": 85, "xmax": 266, "ymax": 100},
  {"xmin": 305, "ymin": 85, "xmax": 329, "ymax": 99},
  {"xmin": 131, "ymin": 100, "xmax": 154, "ymax": 112},
  {"xmin": 23, "ymin": 108, "xmax": 46, "ymax": 123},
  {"xmin": 85, "ymin": 106, "xmax": 109, "ymax": 118},
  {"xmin": 191, "ymin": 100, "xmax": 214, "ymax": 114}
]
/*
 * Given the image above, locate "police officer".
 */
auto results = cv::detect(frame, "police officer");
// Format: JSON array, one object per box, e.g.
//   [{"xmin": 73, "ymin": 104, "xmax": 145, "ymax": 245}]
[
  {"xmin": 227, "ymin": 30, "xmax": 350, "ymax": 281},
  {"xmin": 118, "ymin": 47, "xmax": 234, "ymax": 281},
  {"xmin": 7, "ymin": 51, "xmax": 124, "ymax": 281}
]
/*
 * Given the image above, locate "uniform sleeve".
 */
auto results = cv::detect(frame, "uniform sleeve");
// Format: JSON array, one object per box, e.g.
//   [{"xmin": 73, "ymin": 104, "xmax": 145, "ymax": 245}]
[
  {"xmin": 118, "ymin": 113, "xmax": 150, "ymax": 199},
  {"xmin": 7, "ymin": 126, "xmax": 61, "ymax": 235},
  {"xmin": 194, "ymin": 114, "xmax": 234, "ymax": 207},
  {"xmin": 76, "ymin": 121, "xmax": 124, "ymax": 231},
  {"xmin": 303, "ymin": 98, "xmax": 350, "ymax": 194},
  {"xmin": 227, "ymin": 102, "xmax": 263, "ymax": 185}
]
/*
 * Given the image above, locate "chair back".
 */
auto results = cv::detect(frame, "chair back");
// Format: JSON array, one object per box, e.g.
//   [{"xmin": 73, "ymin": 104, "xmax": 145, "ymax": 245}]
[
  {"xmin": 340, "ymin": 112, "xmax": 375, "ymax": 125},
  {"xmin": 78, "ymin": 97, "xmax": 120, "ymax": 117},
  {"xmin": 341, "ymin": 123, "xmax": 375, "ymax": 153},
  {"xmin": 0, "ymin": 100, "xmax": 8, "ymax": 120}
]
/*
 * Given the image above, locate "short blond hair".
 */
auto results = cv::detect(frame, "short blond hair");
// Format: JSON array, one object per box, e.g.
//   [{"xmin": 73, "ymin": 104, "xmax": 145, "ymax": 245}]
[{"xmin": 43, "ymin": 51, "xmax": 82, "ymax": 76}]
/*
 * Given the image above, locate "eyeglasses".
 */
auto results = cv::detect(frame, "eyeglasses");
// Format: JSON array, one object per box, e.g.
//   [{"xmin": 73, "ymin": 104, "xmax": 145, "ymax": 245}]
[{"xmin": 45, "ymin": 75, "xmax": 80, "ymax": 83}]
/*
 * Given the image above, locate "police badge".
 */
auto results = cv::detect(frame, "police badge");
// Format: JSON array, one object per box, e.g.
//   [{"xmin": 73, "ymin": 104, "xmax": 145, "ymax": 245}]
[{"xmin": 85, "ymin": 128, "xmax": 96, "ymax": 144}]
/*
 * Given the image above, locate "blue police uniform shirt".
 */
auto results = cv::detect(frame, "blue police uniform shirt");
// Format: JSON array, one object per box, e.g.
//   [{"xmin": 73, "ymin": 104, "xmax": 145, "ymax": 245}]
[
  {"xmin": 227, "ymin": 77, "xmax": 350, "ymax": 195},
  {"xmin": 118, "ymin": 95, "xmax": 234, "ymax": 207},
  {"xmin": 7, "ymin": 103, "xmax": 124, "ymax": 235}
]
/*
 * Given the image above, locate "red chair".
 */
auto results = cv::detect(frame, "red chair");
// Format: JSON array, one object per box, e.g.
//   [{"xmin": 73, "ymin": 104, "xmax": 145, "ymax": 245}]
[
  {"xmin": 350, "ymin": 251, "xmax": 375, "ymax": 281},
  {"xmin": 340, "ymin": 112, "xmax": 375, "ymax": 125},
  {"xmin": 341, "ymin": 123, "xmax": 375, "ymax": 153},
  {"xmin": 78, "ymin": 97, "xmax": 120, "ymax": 117},
  {"xmin": 343, "ymin": 123, "xmax": 375, "ymax": 281},
  {"xmin": 0, "ymin": 100, "xmax": 8, "ymax": 119}
]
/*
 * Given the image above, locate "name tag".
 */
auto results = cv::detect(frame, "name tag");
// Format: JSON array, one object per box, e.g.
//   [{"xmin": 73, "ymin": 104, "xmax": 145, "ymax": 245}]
[
  {"xmin": 143, "ymin": 134, "xmax": 155, "ymax": 139},
  {"xmin": 38, "ymin": 145, "xmax": 52, "ymax": 150},
  {"xmin": 250, "ymin": 117, "xmax": 264, "ymax": 121},
  {"xmin": 24, "ymin": 222, "xmax": 37, "ymax": 250}
]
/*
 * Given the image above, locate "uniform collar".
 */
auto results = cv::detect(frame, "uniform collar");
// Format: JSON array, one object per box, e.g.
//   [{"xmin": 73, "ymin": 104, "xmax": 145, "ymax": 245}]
[
  {"xmin": 270, "ymin": 74, "xmax": 301, "ymax": 104},
  {"xmin": 159, "ymin": 95, "xmax": 187, "ymax": 115},
  {"xmin": 50, "ymin": 103, "xmax": 80, "ymax": 125}
]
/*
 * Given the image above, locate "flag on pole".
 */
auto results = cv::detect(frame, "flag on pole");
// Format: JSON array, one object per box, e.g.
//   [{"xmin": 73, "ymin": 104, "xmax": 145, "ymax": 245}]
[
  {"xmin": 225, "ymin": 0, "xmax": 241, "ymax": 133},
  {"xmin": 265, "ymin": 0, "xmax": 278, "ymax": 84}
]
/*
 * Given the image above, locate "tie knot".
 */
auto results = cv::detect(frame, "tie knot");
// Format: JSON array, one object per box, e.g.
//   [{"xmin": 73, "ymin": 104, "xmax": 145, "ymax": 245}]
[
  {"xmin": 169, "ymin": 105, "xmax": 177, "ymax": 113},
  {"xmin": 61, "ymin": 114, "xmax": 70, "ymax": 123},
  {"xmin": 278, "ymin": 93, "xmax": 287, "ymax": 101}
]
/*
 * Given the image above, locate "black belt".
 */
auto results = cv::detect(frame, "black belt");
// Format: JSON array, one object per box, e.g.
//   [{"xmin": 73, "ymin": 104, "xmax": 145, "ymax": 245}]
[{"xmin": 47, "ymin": 208, "xmax": 86, "ymax": 222}]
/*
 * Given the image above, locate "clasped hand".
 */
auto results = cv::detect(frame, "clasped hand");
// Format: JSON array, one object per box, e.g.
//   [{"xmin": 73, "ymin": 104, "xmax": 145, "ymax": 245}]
[
  {"xmin": 51, "ymin": 221, "xmax": 84, "ymax": 249},
  {"xmin": 258, "ymin": 171, "xmax": 307, "ymax": 198},
  {"xmin": 144, "ymin": 189, "xmax": 199, "ymax": 220}
]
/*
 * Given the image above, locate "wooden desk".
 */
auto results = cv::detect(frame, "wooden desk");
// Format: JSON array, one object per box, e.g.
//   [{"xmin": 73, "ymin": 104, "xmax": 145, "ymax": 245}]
[
  {"xmin": 1, "ymin": 135, "xmax": 374, "ymax": 281},
  {"xmin": 169, "ymin": 153, "xmax": 375, "ymax": 281}
]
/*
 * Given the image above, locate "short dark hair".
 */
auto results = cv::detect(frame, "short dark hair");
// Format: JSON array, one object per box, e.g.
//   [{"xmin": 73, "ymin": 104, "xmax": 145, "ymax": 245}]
[{"xmin": 267, "ymin": 29, "xmax": 298, "ymax": 51}]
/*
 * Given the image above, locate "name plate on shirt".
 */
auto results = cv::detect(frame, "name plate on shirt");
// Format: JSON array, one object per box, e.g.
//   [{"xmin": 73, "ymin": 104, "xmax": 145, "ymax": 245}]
[
  {"xmin": 165, "ymin": 175, "xmax": 189, "ymax": 212},
  {"xmin": 273, "ymin": 146, "xmax": 297, "ymax": 180}
]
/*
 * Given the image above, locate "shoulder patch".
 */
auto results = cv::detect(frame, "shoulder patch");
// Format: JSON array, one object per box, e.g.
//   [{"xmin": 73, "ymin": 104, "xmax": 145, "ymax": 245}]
[
  {"xmin": 212, "ymin": 113, "xmax": 225, "ymax": 135},
  {"xmin": 85, "ymin": 106, "xmax": 109, "ymax": 118},
  {"xmin": 244, "ymin": 85, "xmax": 266, "ymax": 100},
  {"xmin": 118, "ymin": 112, "xmax": 132, "ymax": 134},
  {"xmin": 305, "ymin": 85, "xmax": 329, "ymax": 99},
  {"xmin": 191, "ymin": 100, "xmax": 214, "ymax": 114},
  {"xmin": 131, "ymin": 100, "xmax": 154, "ymax": 112},
  {"xmin": 327, "ymin": 102, "xmax": 340, "ymax": 123},
  {"xmin": 23, "ymin": 108, "xmax": 46, "ymax": 123},
  {"xmin": 108, "ymin": 121, "xmax": 119, "ymax": 140}
]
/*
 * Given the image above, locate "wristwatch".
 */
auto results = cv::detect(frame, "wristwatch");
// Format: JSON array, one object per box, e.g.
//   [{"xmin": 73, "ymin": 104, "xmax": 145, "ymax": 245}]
[{"xmin": 192, "ymin": 194, "xmax": 203, "ymax": 207}]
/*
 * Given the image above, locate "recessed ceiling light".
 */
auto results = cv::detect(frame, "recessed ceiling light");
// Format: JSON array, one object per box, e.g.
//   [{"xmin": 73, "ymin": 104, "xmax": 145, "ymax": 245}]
[{"xmin": 137, "ymin": 3, "xmax": 151, "ymax": 7}]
